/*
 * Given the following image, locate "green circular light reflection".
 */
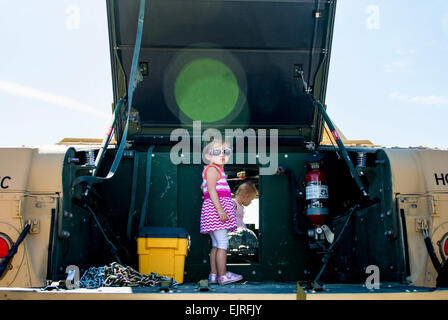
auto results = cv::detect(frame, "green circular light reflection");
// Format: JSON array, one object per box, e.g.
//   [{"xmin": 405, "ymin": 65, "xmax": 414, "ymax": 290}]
[{"xmin": 174, "ymin": 58, "xmax": 239, "ymax": 123}]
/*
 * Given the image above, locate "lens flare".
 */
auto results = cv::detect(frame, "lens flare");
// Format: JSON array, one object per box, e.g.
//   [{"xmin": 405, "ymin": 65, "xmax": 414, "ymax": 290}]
[{"xmin": 174, "ymin": 58, "xmax": 239, "ymax": 123}]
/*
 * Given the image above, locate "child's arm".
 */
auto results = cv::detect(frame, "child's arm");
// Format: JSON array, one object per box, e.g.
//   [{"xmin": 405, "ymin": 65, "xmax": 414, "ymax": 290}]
[{"xmin": 206, "ymin": 167, "xmax": 229, "ymax": 222}]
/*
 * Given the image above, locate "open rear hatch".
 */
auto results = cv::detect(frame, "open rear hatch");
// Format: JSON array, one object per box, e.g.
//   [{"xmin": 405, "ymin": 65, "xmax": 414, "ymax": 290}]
[{"xmin": 106, "ymin": 0, "xmax": 336, "ymax": 144}]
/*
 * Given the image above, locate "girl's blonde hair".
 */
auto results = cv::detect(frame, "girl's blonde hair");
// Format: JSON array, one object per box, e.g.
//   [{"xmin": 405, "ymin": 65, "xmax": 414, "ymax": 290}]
[{"xmin": 203, "ymin": 140, "xmax": 226, "ymax": 155}]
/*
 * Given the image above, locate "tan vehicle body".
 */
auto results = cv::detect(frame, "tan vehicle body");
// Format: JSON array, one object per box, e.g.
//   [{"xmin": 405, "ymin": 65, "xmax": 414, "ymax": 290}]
[{"xmin": 1, "ymin": 140, "xmax": 447, "ymax": 295}]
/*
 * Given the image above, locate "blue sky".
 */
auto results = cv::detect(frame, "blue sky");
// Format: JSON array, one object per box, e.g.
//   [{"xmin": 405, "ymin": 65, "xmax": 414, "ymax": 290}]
[
  {"xmin": 327, "ymin": 0, "xmax": 448, "ymax": 149},
  {"xmin": 1, "ymin": 0, "xmax": 448, "ymax": 149}
]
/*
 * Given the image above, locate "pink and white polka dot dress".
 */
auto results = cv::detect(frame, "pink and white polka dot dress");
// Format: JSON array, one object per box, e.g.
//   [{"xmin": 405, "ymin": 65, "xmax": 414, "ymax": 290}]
[{"xmin": 200, "ymin": 164, "xmax": 237, "ymax": 234}]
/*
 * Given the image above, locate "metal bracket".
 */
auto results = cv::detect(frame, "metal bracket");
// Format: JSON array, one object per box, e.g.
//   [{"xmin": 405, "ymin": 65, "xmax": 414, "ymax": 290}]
[
  {"xmin": 157, "ymin": 280, "xmax": 173, "ymax": 292},
  {"xmin": 195, "ymin": 279, "xmax": 215, "ymax": 292},
  {"xmin": 305, "ymin": 141, "xmax": 316, "ymax": 151},
  {"xmin": 321, "ymin": 225, "xmax": 334, "ymax": 243},
  {"xmin": 26, "ymin": 219, "xmax": 40, "ymax": 234},
  {"xmin": 139, "ymin": 61, "xmax": 149, "ymax": 76},
  {"xmin": 416, "ymin": 218, "xmax": 429, "ymax": 236},
  {"xmin": 294, "ymin": 64, "xmax": 303, "ymax": 78},
  {"xmin": 429, "ymin": 197, "xmax": 439, "ymax": 216},
  {"xmin": 57, "ymin": 198, "xmax": 71, "ymax": 240},
  {"xmin": 125, "ymin": 111, "xmax": 140, "ymax": 124}
]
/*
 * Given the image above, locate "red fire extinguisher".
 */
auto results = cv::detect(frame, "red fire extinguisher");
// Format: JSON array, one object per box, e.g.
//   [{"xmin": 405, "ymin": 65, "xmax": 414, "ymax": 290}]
[{"xmin": 305, "ymin": 154, "xmax": 329, "ymax": 226}]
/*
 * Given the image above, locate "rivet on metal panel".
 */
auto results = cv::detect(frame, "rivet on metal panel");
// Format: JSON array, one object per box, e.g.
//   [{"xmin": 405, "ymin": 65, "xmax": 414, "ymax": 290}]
[
  {"xmin": 63, "ymin": 211, "xmax": 73, "ymax": 219},
  {"xmin": 385, "ymin": 230, "xmax": 394, "ymax": 239}
]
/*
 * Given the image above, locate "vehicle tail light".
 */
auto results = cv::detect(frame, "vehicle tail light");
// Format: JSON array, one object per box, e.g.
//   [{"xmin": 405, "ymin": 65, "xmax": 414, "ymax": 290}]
[
  {"xmin": 0, "ymin": 237, "xmax": 10, "ymax": 259},
  {"xmin": 444, "ymin": 237, "xmax": 448, "ymax": 257}
]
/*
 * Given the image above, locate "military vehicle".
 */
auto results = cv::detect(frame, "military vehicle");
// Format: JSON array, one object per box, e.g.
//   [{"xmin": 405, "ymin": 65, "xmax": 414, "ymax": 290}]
[{"xmin": 1, "ymin": 0, "xmax": 447, "ymax": 300}]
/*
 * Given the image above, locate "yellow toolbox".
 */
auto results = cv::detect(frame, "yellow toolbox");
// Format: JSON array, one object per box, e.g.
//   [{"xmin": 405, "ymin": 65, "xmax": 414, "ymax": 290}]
[{"xmin": 137, "ymin": 227, "xmax": 190, "ymax": 284}]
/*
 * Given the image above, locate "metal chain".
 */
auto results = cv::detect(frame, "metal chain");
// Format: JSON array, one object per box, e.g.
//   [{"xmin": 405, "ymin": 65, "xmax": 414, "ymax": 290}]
[
  {"xmin": 79, "ymin": 262, "xmax": 178, "ymax": 289},
  {"xmin": 79, "ymin": 266, "xmax": 106, "ymax": 289}
]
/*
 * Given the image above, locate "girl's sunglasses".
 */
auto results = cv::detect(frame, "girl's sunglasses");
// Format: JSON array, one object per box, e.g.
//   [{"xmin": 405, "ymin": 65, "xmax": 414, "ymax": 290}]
[{"xmin": 208, "ymin": 148, "xmax": 232, "ymax": 156}]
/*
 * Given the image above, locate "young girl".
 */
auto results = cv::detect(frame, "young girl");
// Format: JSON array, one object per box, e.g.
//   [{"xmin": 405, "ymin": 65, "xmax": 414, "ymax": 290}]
[
  {"xmin": 233, "ymin": 182, "xmax": 258, "ymax": 228},
  {"xmin": 200, "ymin": 140, "xmax": 243, "ymax": 285}
]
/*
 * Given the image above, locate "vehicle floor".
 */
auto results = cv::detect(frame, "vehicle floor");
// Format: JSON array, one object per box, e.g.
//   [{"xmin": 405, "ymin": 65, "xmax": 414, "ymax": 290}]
[{"xmin": 1, "ymin": 282, "xmax": 447, "ymax": 300}]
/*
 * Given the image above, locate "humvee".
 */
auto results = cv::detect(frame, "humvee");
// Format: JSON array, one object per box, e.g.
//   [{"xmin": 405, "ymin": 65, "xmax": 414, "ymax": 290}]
[{"xmin": 1, "ymin": 0, "xmax": 447, "ymax": 300}]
